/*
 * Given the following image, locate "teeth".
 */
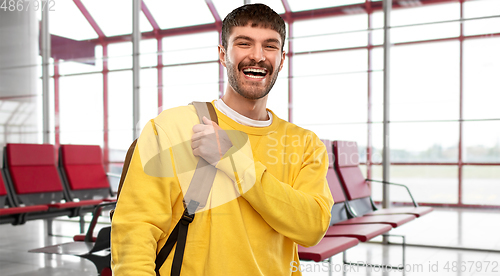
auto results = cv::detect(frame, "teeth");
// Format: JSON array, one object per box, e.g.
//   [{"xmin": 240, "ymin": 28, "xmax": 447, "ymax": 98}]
[
  {"xmin": 246, "ymin": 74, "xmax": 264, "ymax": 79},
  {"xmin": 243, "ymin": 68, "xmax": 267, "ymax": 74}
]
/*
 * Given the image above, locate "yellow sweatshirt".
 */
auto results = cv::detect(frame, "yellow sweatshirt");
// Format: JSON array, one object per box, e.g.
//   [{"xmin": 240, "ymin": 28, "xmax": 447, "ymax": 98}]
[{"xmin": 111, "ymin": 103, "xmax": 334, "ymax": 275}]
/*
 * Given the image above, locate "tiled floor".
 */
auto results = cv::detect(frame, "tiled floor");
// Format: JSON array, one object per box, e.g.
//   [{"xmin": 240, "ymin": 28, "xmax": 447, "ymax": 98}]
[{"xmin": 0, "ymin": 208, "xmax": 499, "ymax": 276}]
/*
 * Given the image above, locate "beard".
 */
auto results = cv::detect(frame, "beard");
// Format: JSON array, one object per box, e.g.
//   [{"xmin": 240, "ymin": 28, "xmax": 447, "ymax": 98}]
[{"xmin": 226, "ymin": 59, "xmax": 280, "ymax": 100}]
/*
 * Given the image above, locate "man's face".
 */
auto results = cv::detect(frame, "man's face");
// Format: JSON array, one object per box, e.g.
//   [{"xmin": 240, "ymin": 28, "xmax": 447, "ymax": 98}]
[{"xmin": 219, "ymin": 24, "xmax": 285, "ymax": 100}]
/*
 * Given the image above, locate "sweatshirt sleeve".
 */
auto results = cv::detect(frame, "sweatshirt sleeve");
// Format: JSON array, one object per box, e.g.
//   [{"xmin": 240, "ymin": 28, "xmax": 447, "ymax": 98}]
[
  {"xmin": 216, "ymin": 132, "xmax": 334, "ymax": 247},
  {"xmin": 111, "ymin": 120, "xmax": 181, "ymax": 276}
]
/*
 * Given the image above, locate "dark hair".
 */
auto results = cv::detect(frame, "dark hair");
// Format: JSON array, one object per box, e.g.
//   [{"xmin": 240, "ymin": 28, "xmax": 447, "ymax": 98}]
[{"xmin": 221, "ymin": 4, "xmax": 286, "ymax": 52}]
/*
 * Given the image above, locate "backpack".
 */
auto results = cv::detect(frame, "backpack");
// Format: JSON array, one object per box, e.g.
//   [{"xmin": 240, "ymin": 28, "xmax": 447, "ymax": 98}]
[{"xmin": 111, "ymin": 102, "xmax": 219, "ymax": 276}]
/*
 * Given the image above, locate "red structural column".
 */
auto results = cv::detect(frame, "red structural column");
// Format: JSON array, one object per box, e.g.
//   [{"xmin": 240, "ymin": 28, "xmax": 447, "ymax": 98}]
[
  {"xmin": 157, "ymin": 38, "xmax": 163, "ymax": 113},
  {"xmin": 103, "ymin": 44, "xmax": 109, "ymax": 172},
  {"xmin": 54, "ymin": 59, "xmax": 60, "ymax": 149}
]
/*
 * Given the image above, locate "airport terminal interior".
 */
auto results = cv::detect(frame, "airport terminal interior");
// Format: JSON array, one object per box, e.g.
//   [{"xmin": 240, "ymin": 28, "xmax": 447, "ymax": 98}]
[{"xmin": 0, "ymin": 0, "xmax": 499, "ymax": 275}]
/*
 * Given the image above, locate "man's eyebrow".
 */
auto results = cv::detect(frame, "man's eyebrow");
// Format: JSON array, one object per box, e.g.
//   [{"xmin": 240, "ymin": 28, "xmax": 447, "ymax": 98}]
[
  {"xmin": 232, "ymin": 36, "xmax": 281, "ymax": 45},
  {"xmin": 264, "ymin": 38, "xmax": 281, "ymax": 45},
  {"xmin": 233, "ymin": 35, "xmax": 254, "ymax": 42}
]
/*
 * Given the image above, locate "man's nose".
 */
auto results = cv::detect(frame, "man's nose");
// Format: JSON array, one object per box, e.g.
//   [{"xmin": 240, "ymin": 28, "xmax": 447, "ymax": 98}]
[{"xmin": 249, "ymin": 46, "xmax": 265, "ymax": 63}]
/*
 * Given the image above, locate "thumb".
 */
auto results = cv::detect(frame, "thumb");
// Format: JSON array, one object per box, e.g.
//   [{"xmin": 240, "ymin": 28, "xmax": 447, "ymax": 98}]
[{"xmin": 202, "ymin": 116, "xmax": 212, "ymax": 125}]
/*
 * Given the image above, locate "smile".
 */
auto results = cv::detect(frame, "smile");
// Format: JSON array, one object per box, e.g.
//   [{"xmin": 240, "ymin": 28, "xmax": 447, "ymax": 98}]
[{"xmin": 242, "ymin": 67, "xmax": 268, "ymax": 79}]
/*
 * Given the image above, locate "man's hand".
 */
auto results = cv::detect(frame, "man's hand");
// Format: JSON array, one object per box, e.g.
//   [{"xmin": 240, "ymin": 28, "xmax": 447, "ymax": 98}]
[{"xmin": 191, "ymin": 116, "xmax": 233, "ymax": 166}]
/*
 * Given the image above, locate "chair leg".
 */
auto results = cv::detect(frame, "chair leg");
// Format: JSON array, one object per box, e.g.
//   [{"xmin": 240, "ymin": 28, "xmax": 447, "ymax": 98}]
[
  {"xmin": 328, "ymin": 257, "xmax": 333, "ymax": 276},
  {"xmin": 46, "ymin": 218, "xmax": 53, "ymax": 236},
  {"xmin": 79, "ymin": 215, "xmax": 85, "ymax": 233}
]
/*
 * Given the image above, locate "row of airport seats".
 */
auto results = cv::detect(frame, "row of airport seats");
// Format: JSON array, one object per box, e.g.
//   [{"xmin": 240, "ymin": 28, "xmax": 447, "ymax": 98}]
[
  {"xmin": 28, "ymin": 140, "xmax": 433, "ymax": 276},
  {"xmin": 297, "ymin": 140, "xmax": 433, "ymax": 274},
  {"xmin": 0, "ymin": 143, "xmax": 117, "ymax": 234}
]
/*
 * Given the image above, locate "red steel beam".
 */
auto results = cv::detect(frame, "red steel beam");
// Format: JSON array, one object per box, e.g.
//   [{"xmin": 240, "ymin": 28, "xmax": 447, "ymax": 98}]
[
  {"xmin": 142, "ymin": 1, "xmax": 160, "ymax": 32},
  {"xmin": 204, "ymin": 0, "xmax": 224, "ymax": 97},
  {"xmin": 290, "ymin": 0, "xmax": 459, "ymax": 21},
  {"xmin": 73, "ymin": 0, "xmax": 105, "ymax": 39},
  {"xmin": 90, "ymin": 23, "xmax": 218, "ymax": 44},
  {"xmin": 205, "ymin": 0, "xmax": 222, "ymax": 26},
  {"xmin": 281, "ymin": 0, "xmax": 292, "ymax": 22},
  {"xmin": 88, "ymin": 0, "xmax": 462, "ymax": 45},
  {"xmin": 157, "ymin": 38, "xmax": 163, "ymax": 113}
]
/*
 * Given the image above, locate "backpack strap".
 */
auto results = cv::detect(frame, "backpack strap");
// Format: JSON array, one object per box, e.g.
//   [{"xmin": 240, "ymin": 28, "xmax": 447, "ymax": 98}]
[
  {"xmin": 109, "ymin": 139, "xmax": 137, "ymax": 220},
  {"xmin": 154, "ymin": 101, "xmax": 218, "ymax": 276},
  {"xmin": 112, "ymin": 102, "xmax": 218, "ymax": 276}
]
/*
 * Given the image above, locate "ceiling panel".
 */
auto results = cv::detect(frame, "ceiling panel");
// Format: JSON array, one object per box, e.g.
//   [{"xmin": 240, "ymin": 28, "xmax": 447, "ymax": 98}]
[
  {"xmin": 81, "ymin": 0, "xmax": 152, "ymax": 37},
  {"xmin": 49, "ymin": 0, "xmax": 98, "ymax": 40}
]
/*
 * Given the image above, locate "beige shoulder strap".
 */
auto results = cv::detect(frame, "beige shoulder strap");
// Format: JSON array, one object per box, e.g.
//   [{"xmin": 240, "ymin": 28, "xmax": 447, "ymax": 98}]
[{"xmin": 113, "ymin": 102, "xmax": 218, "ymax": 217}]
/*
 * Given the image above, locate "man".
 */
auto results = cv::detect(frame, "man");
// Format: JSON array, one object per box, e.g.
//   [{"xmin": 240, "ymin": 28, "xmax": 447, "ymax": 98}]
[{"xmin": 111, "ymin": 4, "xmax": 333, "ymax": 275}]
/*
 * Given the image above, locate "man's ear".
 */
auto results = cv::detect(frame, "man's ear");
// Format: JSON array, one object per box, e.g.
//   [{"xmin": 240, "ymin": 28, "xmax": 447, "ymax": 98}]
[
  {"xmin": 278, "ymin": 50, "xmax": 286, "ymax": 72},
  {"xmin": 218, "ymin": 45, "xmax": 227, "ymax": 68}
]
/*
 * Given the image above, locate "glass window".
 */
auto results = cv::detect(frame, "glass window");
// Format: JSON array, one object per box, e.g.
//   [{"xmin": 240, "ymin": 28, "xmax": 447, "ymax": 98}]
[
  {"xmin": 144, "ymin": 0, "xmax": 215, "ymax": 29},
  {"xmin": 162, "ymin": 32, "xmax": 219, "ymax": 65},
  {"xmin": 372, "ymin": 3, "xmax": 460, "ymax": 44},
  {"xmin": 213, "ymin": 0, "xmax": 249, "ymax": 20},
  {"xmin": 49, "ymin": 0, "xmax": 98, "ymax": 40},
  {"xmin": 138, "ymin": 68, "xmax": 159, "ymax": 128},
  {"xmin": 141, "ymin": 39, "xmax": 158, "ymax": 68},
  {"xmin": 266, "ymin": 59, "xmax": 289, "ymax": 121},
  {"xmin": 371, "ymin": 165, "xmax": 459, "ymax": 204},
  {"xmin": 108, "ymin": 70, "xmax": 133, "ymax": 161},
  {"xmin": 463, "ymin": 121, "xmax": 500, "ymax": 163},
  {"xmin": 464, "ymin": 17, "xmax": 500, "ymax": 36},
  {"xmin": 298, "ymin": 124, "xmax": 368, "ymax": 154},
  {"xmin": 59, "ymin": 73, "xmax": 103, "ymax": 146},
  {"xmin": 81, "ymin": 0, "xmax": 152, "ymax": 36},
  {"xmin": 463, "ymin": 37, "xmax": 500, "ymax": 120},
  {"xmin": 58, "ymin": 55, "xmax": 102, "ymax": 76},
  {"xmin": 108, "ymin": 40, "xmax": 158, "ymax": 70},
  {"xmin": 248, "ymin": 0, "xmax": 285, "ymax": 14},
  {"xmin": 108, "ymin": 42, "xmax": 132, "ymax": 70},
  {"xmin": 463, "ymin": 166, "xmax": 500, "ymax": 206},
  {"xmin": 292, "ymin": 72, "xmax": 368, "ymax": 125},
  {"xmin": 162, "ymin": 63, "xmax": 219, "ymax": 110},
  {"xmin": 463, "ymin": 0, "xmax": 500, "ymax": 19},
  {"xmin": 372, "ymin": 3, "xmax": 460, "ymax": 28},
  {"xmin": 389, "ymin": 122, "xmax": 459, "ymax": 163},
  {"xmin": 288, "ymin": 0, "xmax": 364, "ymax": 12},
  {"xmin": 294, "ymin": 49, "xmax": 368, "ymax": 77},
  {"xmin": 384, "ymin": 42, "xmax": 460, "ymax": 121},
  {"xmin": 386, "ymin": 22, "xmax": 460, "ymax": 44},
  {"xmin": 293, "ymin": 14, "xmax": 368, "ymax": 52}
]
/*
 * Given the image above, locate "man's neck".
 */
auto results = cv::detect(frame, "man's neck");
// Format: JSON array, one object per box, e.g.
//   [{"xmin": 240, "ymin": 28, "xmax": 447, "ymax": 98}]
[{"xmin": 221, "ymin": 89, "xmax": 269, "ymax": 121}]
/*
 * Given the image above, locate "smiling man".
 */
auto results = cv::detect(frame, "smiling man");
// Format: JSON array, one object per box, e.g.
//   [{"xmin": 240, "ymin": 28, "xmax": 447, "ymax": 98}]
[{"xmin": 111, "ymin": 4, "xmax": 333, "ymax": 276}]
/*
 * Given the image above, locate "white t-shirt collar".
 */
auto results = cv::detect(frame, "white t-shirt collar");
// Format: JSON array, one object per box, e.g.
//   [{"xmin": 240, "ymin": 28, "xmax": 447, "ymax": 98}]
[{"xmin": 214, "ymin": 99, "xmax": 273, "ymax": 127}]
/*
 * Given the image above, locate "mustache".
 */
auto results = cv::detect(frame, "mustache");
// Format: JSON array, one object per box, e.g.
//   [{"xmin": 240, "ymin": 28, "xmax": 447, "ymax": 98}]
[{"xmin": 238, "ymin": 61, "xmax": 273, "ymax": 72}]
